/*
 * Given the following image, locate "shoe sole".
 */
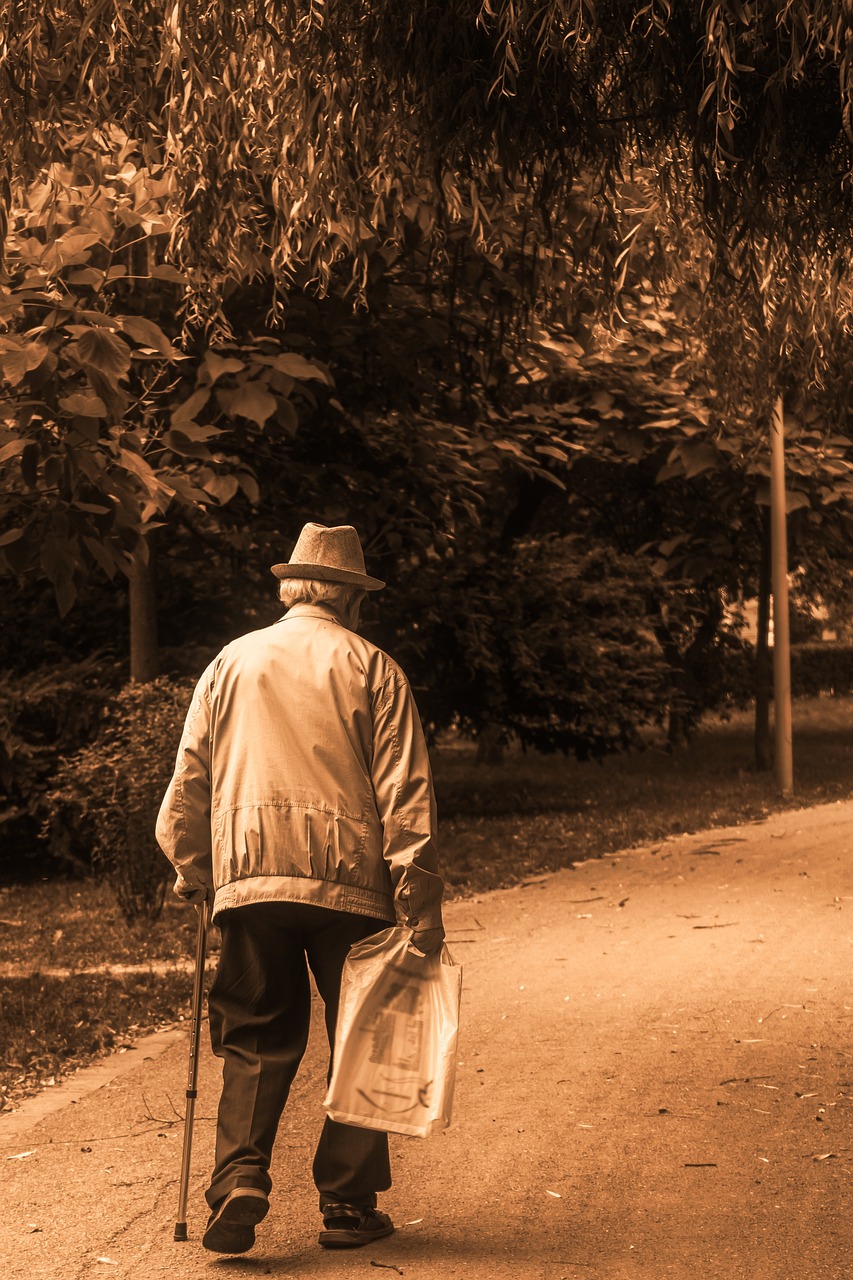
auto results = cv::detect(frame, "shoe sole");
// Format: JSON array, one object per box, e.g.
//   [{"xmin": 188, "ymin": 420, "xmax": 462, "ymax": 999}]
[
  {"xmin": 318, "ymin": 1222, "xmax": 395, "ymax": 1250},
  {"xmin": 203, "ymin": 1193, "xmax": 269, "ymax": 1254}
]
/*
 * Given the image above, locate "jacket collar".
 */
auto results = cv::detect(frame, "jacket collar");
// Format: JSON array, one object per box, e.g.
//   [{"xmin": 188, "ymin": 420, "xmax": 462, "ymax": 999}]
[{"xmin": 279, "ymin": 602, "xmax": 344, "ymax": 627}]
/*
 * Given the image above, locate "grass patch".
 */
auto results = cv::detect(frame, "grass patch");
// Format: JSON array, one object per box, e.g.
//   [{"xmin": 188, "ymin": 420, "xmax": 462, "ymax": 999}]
[
  {"xmin": 437, "ymin": 696, "xmax": 853, "ymax": 892},
  {"xmin": 0, "ymin": 879, "xmax": 199, "ymax": 975},
  {"xmin": 0, "ymin": 971, "xmax": 192, "ymax": 1108},
  {"xmin": 0, "ymin": 696, "xmax": 850, "ymax": 1110}
]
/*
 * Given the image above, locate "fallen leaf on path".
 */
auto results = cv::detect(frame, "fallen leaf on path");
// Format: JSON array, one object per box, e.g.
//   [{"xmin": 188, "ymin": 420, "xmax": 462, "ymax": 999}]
[
  {"xmin": 576, "ymin": 913, "xmax": 592, "ymax": 919},
  {"xmin": 403, "ymin": 1219, "xmax": 423, "ymax": 1225},
  {"xmin": 95, "ymin": 1259, "xmax": 119, "ymax": 1266},
  {"xmin": 812, "ymin": 1153, "xmax": 837, "ymax": 1162},
  {"xmin": 26, "ymin": 1224, "xmax": 41, "ymax": 1232},
  {"xmin": 545, "ymin": 1190, "xmax": 562, "ymax": 1198},
  {"xmin": 734, "ymin": 1039, "xmax": 765, "ymax": 1044},
  {"xmin": 6, "ymin": 1151, "xmax": 35, "ymax": 1160},
  {"xmin": 369, "ymin": 1262, "xmax": 403, "ymax": 1275},
  {"xmin": 693, "ymin": 922, "xmax": 739, "ymax": 929}
]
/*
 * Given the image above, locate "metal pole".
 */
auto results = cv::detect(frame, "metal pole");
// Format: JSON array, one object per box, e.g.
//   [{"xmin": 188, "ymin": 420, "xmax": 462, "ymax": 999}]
[
  {"xmin": 174, "ymin": 899, "xmax": 209, "ymax": 1242},
  {"xmin": 770, "ymin": 396, "xmax": 794, "ymax": 796}
]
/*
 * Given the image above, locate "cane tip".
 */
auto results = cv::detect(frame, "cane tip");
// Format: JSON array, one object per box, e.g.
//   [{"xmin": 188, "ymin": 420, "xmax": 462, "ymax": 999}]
[{"xmin": 174, "ymin": 1222, "xmax": 188, "ymax": 1242}]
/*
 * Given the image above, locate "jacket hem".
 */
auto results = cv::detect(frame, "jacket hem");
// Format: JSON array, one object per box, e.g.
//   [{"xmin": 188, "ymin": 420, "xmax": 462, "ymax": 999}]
[{"xmin": 211, "ymin": 874, "xmax": 397, "ymax": 924}]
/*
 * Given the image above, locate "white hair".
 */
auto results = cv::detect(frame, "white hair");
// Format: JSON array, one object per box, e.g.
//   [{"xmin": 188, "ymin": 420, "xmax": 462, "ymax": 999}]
[{"xmin": 278, "ymin": 577, "xmax": 364, "ymax": 612}]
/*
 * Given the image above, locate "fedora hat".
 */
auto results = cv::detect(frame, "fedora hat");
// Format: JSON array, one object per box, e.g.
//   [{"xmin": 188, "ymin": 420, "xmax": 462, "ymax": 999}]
[{"xmin": 271, "ymin": 522, "xmax": 385, "ymax": 591}]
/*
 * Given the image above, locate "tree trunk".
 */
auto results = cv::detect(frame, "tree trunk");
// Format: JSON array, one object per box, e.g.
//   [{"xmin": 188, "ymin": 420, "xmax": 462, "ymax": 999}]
[
  {"xmin": 129, "ymin": 535, "xmax": 159, "ymax": 682},
  {"xmin": 754, "ymin": 509, "xmax": 772, "ymax": 771}
]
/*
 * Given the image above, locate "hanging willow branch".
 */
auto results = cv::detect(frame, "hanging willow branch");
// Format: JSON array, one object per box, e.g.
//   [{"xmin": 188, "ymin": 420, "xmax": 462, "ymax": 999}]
[{"xmin": 2, "ymin": 1, "xmax": 853, "ymax": 319}]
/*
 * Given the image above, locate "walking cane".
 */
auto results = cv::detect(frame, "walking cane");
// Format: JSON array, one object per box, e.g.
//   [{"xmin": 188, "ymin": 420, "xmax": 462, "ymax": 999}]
[{"xmin": 174, "ymin": 898, "xmax": 209, "ymax": 1242}]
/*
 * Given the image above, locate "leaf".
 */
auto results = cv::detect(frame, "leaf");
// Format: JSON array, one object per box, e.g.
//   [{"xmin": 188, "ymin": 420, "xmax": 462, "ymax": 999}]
[
  {"xmin": 6, "ymin": 1151, "xmax": 35, "ymax": 1160},
  {"xmin": 66, "ymin": 267, "xmax": 105, "ymax": 287},
  {"xmin": 258, "ymin": 351, "xmax": 333, "ymax": 384},
  {"xmin": 679, "ymin": 442, "xmax": 720, "ymax": 479},
  {"xmin": 203, "ymin": 474, "xmax": 240, "ymax": 504},
  {"xmin": 81, "ymin": 535, "xmax": 118, "ymax": 581},
  {"xmin": 150, "ymin": 263, "xmax": 186, "ymax": 283},
  {"xmin": 171, "ymin": 423, "xmax": 224, "ymax": 442},
  {"xmin": 0, "ymin": 527, "xmax": 25, "ymax": 546},
  {"xmin": 58, "ymin": 229, "xmax": 102, "ymax": 254},
  {"xmin": 162, "ymin": 429, "xmax": 214, "ymax": 460},
  {"xmin": 203, "ymin": 352, "xmax": 246, "ymax": 385},
  {"xmin": 70, "ymin": 328, "xmax": 132, "ymax": 382},
  {"xmin": 171, "ymin": 389, "xmax": 210, "ymax": 427},
  {"xmin": 658, "ymin": 535, "xmax": 691, "ymax": 557},
  {"xmin": 118, "ymin": 315, "xmax": 180, "ymax": 359},
  {"xmin": 0, "ymin": 341, "xmax": 50, "ymax": 386},
  {"xmin": 74, "ymin": 501, "xmax": 112, "ymax": 515},
  {"xmin": 786, "ymin": 490, "xmax": 811, "ymax": 513},
  {"xmin": 59, "ymin": 392, "xmax": 108, "ymax": 418},
  {"xmin": 227, "ymin": 382, "xmax": 278, "ymax": 426},
  {"xmin": 237, "ymin": 471, "xmax": 260, "ymax": 504},
  {"xmin": 117, "ymin": 448, "xmax": 166, "ymax": 495},
  {"xmin": 0, "ymin": 439, "xmax": 27, "ymax": 465}
]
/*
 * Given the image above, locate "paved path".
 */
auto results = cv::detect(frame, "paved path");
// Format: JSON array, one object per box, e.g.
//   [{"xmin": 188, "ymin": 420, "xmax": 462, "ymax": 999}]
[{"xmin": 1, "ymin": 800, "xmax": 851, "ymax": 1280}]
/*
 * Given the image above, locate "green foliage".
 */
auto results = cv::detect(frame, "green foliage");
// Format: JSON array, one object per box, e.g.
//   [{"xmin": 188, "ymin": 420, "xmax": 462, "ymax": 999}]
[
  {"xmin": 0, "ymin": 657, "xmax": 120, "ymax": 877},
  {"xmin": 791, "ymin": 644, "xmax": 853, "ymax": 699},
  {"xmin": 0, "ymin": 128, "xmax": 344, "ymax": 619},
  {"xmin": 0, "ymin": 133, "xmax": 189, "ymax": 613},
  {"xmin": 46, "ymin": 678, "xmax": 193, "ymax": 922},
  {"xmin": 6, "ymin": 2, "xmax": 853, "ymax": 320},
  {"xmin": 378, "ymin": 534, "xmax": 681, "ymax": 758},
  {"xmin": 2, "ymin": 3, "xmax": 853, "ymax": 769}
]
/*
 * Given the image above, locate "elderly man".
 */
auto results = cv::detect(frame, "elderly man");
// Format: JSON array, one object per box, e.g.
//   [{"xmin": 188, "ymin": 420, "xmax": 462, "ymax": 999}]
[{"xmin": 156, "ymin": 522, "xmax": 444, "ymax": 1256}]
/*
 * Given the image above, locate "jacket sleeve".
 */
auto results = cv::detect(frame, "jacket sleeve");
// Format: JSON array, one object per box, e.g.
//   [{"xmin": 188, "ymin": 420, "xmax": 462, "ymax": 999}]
[
  {"xmin": 155, "ymin": 662, "xmax": 216, "ymax": 901},
  {"xmin": 370, "ymin": 667, "xmax": 444, "ymax": 932}
]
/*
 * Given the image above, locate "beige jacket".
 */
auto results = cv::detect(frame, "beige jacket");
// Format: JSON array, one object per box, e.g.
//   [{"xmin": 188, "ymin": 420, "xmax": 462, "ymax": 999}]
[{"xmin": 155, "ymin": 603, "xmax": 443, "ymax": 931}]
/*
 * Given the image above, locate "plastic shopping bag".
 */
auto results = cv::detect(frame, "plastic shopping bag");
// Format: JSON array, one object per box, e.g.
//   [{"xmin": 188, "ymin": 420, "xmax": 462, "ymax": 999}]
[{"xmin": 324, "ymin": 925, "xmax": 462, "ymax": 1138}]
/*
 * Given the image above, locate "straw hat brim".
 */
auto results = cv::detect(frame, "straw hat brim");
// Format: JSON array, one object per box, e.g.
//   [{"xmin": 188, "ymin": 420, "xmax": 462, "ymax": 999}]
[{"xmin": 270, "ymin": 562, "xmax": 385, "ymax": 591}]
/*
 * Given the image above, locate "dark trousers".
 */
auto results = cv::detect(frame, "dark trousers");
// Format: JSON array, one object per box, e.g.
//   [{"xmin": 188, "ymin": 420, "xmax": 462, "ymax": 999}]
[{"xmin": 205, "ymin": 901, "xmax": 392, "ymax": 1211}]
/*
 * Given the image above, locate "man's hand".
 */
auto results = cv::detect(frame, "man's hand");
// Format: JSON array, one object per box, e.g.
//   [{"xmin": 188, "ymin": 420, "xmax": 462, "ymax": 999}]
[
  {"xmin": 409, "ymin": 925, "xmax": 445, "ymax": 955},
  {"xmin": 174, "ymin": 879, "xmax": 210, "ymax": 905}
]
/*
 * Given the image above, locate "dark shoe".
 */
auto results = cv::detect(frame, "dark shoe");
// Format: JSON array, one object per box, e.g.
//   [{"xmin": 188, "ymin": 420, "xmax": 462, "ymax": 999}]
[
  {"xmin": 202, "ymin": 1187, "xmax": 269, "ymax": 1254},
  {"xmin": 318, "ymin": 1203, "xmax": 395, "ymax": 1249}
]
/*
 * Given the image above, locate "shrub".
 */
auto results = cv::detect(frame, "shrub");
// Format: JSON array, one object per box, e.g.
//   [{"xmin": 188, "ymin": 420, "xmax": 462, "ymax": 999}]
[
  {"xmin": 46, "ymin": 678, "xmax": 193, "ymax": 922},
  {"xmin": 790, "ymin": 643, "xmax": 853, "ymax": 698},
  {"xmin": 0, "ymin": 657, "xmax": 121, "ymax": 879}
]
